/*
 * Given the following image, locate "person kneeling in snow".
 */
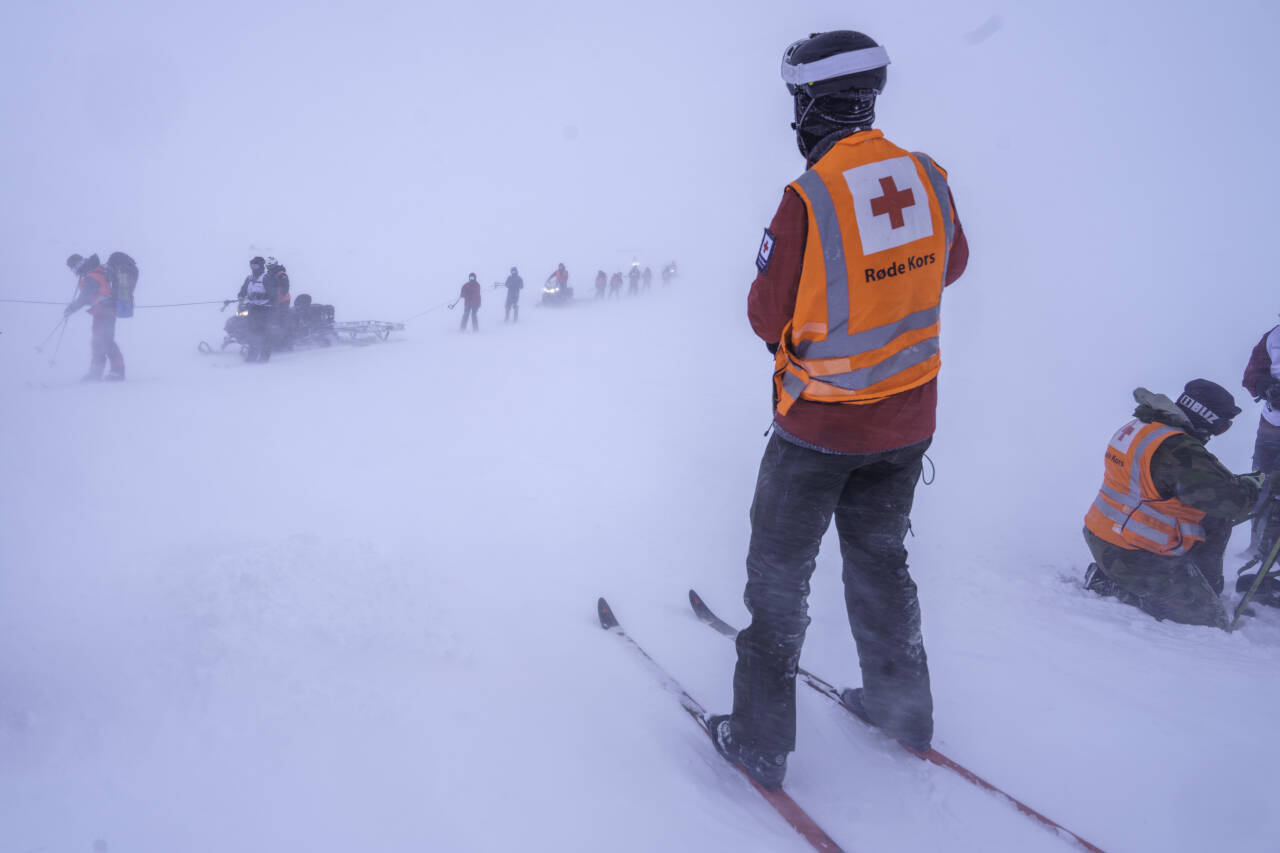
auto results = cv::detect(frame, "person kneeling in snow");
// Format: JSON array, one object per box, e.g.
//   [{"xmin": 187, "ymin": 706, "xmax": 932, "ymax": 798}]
[{"xmin": 1082, "ymin": 381, "xmax": 1262, "ymax": 629}]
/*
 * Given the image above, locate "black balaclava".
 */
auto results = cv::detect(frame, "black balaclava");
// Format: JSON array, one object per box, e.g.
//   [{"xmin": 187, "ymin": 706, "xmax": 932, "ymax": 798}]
[{"xmin": 794, "ymin": 90, "xmax": 877, "ymax": 161}]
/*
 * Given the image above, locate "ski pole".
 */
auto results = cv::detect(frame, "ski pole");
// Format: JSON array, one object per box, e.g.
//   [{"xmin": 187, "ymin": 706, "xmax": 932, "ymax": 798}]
[
  {"xmin": 449, "ymin": 299, "xmax": 460, "ymax": 310},
  {"xmin": 47, "ymin": 316, "xmax": 69, "ymax": 366},
  {"xmin": 35, "ymin": 316, "xmax": 66, "ymax": 353},
  {"xmin": 1232, "ymin": 524, "xmax": 1280, "ymax": 629}
]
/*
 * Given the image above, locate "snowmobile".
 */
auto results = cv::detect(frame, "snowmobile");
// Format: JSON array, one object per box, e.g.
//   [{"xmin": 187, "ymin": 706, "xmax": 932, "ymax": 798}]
[
  {"xmin": 197, "ymin": 299, "xmax": 308, "ymax": 354},
  {"xmin": 541, "ymin": 280, "xmax": 574, "ymax": 307},
  {"xmin": 197, "ymin": 300, "xmax": 255, "ymax": 353},
  {"xmin": 198, "ymin": 294, "xmax": 402, "ymax": 354}
]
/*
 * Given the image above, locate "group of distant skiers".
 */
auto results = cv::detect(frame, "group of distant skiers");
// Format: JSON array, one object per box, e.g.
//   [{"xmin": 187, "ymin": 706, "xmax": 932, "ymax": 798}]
[
  {"xmin": 452, "ymin": 260, "xmax": 678, "ymax": 333},
  {"xmin": 591, "ymin": 262, "xmax": 677, "ymax": 300},
  {"xmin": 58, "ymin": 250, "xmax": 679, "ymax": 370}
]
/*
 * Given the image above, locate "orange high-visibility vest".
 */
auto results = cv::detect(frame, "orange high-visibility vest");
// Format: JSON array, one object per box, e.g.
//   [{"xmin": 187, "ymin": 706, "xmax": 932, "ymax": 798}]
[
  {"xmin": 78, "ymin": 268, "xmax": 113, "ymax": 313},
  {"xmin": 1084, "ymin": 419, "xmax": 1207, "ymax": 555},
  {"xmin": 774, "ymin": 130, "xmax": 956, "ymax": 414}
]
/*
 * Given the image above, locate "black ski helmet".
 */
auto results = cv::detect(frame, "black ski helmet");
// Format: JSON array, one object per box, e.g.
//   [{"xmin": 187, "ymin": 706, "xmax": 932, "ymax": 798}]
[
  {"xmin": 782, "ymin": 31, "xmax": 890, "ymax": 160},
  {"xmin": 66, "ymin": 253, "xmax": 84, "ymax": 272},
  {"xmin": 468, "ymin": 272, "xmax": 477, "ymax": 281}
]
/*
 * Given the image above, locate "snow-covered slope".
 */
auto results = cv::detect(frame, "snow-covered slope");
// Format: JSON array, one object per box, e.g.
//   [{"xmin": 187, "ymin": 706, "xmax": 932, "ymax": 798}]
[
  {"xmin": 5, "ymin": 2, "xmax": 1280, "ymax": 852},
  {"xmin": 3, "ymin": 282, "xmax": 1279, "ymax": 852}
]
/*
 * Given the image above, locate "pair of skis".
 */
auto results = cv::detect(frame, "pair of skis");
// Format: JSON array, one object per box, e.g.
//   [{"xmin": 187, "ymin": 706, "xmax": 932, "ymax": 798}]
[{"xmin": 598, "ymin": 591, "xmax": 1105, "ymax": 853}]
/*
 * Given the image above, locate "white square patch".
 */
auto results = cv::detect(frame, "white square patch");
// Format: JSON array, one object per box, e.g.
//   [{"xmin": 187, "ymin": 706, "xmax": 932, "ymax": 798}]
[
  {"xmin": 1110, "ymin": 419, "xmax": 1141, "ymax": 453},
  {"xmin": 843, "ymin": 156, "xmax": 933, "ymax": 256}
]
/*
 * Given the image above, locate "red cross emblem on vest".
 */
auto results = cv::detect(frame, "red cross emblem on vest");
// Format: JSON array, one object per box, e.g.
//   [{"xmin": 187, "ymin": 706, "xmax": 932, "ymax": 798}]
[
  {"xmin": 1117, "ymin": 422, "xmax": 1138, "ymax": 440},
  {"xmin": 869, "ymin": 177, "xmax": 916, "ymax": 229}
]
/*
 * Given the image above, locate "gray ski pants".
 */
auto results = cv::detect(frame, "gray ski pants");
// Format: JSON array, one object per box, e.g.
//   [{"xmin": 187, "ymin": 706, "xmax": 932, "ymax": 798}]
[{"xmin": 731, "ymin": 432, "xmax": 933, "ymax": 755}]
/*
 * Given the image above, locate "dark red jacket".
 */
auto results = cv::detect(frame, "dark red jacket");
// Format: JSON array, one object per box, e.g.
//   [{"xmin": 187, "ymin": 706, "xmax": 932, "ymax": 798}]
[
  {"xmin": 461, "ymin": 280, "xmax": 481, "ymax": 308},
  {"xmin": 1243, "ymin": 327, "xmax": 1276, "ymax": 399},
  {"xmin": 748, "ymin": 183, "xmax": 969, "ymax": 455}
]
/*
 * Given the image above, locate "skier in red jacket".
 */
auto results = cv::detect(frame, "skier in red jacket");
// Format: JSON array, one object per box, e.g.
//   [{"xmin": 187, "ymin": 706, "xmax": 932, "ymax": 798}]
[{"xmin": 459, "ymin": 273, "xmax": 482, "ymax": 332}]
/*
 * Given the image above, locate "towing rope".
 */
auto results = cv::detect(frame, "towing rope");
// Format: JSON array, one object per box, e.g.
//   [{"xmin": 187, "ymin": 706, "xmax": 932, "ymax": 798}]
[
  {"xmin": 401, "ymin": 301, "xmax": 452, "ymax": 323},
  {"xmin": 1, "ymin": 298, "xmax": 229, "ymax": 308}
]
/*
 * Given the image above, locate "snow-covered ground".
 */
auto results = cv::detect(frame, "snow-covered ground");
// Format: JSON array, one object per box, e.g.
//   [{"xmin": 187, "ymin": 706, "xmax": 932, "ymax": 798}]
[
  {"xmin": 4, "ymin": 2, "xmax": 1280, "ymax": 852},
  {"xmin": 3, "ymin": 283, "xmax": 1279, "ymax": 852}
]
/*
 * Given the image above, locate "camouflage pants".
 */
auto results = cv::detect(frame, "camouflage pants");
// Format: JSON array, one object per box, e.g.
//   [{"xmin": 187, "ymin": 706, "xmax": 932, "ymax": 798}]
[
  {"xmin": 731, "ymin": 433, "xmax": 933, "ymax": 755},
  {"xmin": 1082, "ymin": 525, "xmax": 1229, "ymax": 629}
]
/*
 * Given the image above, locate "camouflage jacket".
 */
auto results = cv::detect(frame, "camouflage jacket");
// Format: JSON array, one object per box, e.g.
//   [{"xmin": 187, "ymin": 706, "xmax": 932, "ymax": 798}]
[{"xmin": 1131, "ymin": 388, "xmax": 1259, "ymax": 521}]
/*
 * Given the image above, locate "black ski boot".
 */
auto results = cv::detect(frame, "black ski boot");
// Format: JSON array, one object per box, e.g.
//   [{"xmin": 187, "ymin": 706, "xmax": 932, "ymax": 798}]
[
  {"xmin": 839, "ymin": 687, "xmax": 932, "ymax": 754},
  {"xmin": 1084, "ymin": 563, "xmax": 1144, "ymax": 607},
  {"xmin": 707, "ymin": 715, "xmax": 786, "ymax": 791},
  {"xmin": 1084, "ymin": 563, "xmax": 1122, "ymax": 597},
  {"xmin": 1236, "ymin": 572, "xmax": 1280, "ymax": 608}
]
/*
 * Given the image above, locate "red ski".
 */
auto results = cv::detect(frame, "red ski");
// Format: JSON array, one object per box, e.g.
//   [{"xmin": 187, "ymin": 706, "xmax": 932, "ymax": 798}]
[
  {"xmin": 688, "ymin": 589, "xmax": 1106, "ymax": 853},
  {"xmin": 597, "ymin": 597, "xmax": 845, "ymax": 853}
]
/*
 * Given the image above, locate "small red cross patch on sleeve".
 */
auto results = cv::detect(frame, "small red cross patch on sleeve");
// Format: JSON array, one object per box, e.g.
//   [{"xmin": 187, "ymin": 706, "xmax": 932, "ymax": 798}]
[{"xmin": 756, "ymin": 228, "xmax": 776, "ymax": 272}]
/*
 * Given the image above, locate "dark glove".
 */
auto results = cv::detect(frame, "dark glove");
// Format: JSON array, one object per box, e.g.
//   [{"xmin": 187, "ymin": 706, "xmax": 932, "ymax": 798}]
[
  {"xmin": 1241, "ymin": 471, "xmax": 1267, "ymax": 494},
  {"xmin": 1266, "ymin": 384, "xmax": 1280, "ymax": 407},
  {"xmin": 62, "ymin": 304, "xmax": 75, "ymax": 318},
  {"xmin": 766, "ymin": 342, "xmax": 779, "ymax": 355}
]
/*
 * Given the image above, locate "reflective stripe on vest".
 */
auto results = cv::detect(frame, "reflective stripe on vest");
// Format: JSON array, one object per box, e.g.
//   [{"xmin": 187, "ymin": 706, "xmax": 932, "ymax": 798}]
[
  {"xmin": 775, "ymin": 132, "xmax": 954, "ymax": 414},
  {"xmin": 1085, "ymin": 420, "xmax": 1207, "ymax": 555}
]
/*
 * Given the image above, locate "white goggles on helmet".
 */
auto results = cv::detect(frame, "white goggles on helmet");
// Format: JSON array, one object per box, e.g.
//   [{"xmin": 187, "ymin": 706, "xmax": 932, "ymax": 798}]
[{"xmin": 781, "ymin": 43, "xmax": 890, "ymax": 90}]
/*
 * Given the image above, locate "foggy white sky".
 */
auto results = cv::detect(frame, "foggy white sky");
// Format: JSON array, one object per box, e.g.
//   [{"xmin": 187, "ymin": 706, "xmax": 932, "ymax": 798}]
[{"xmin": 5, "ymin": 0, "xmax": 1279, "ymax": 327}]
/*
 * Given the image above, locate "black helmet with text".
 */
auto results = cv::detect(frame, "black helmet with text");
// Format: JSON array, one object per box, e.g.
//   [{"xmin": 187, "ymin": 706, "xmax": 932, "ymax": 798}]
[{"xmin": 782, "ymin": 31, "xmax": 890, "ymax": 161}]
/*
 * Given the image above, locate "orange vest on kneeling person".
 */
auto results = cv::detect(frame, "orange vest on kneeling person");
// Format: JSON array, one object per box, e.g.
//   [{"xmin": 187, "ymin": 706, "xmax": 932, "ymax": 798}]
[
  {"xmin": 1083, "ymin": 419, "xmax": 1207, "ymax": 556},
  {"xmin": 774, "ymin": 130, "xmax": 955, "ymax": 415}
]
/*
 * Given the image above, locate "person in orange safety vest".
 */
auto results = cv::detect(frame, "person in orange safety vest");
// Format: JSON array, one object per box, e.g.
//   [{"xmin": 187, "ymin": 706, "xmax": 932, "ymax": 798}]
[
  {"xmin": 64, "ymin": 253, "xmax": 125, "ymax": 381},
  {"xmin": 708, "ymin": 30, "xmax": 968, "ymax": 792},
  {"xmin": 1082, "ymin": 381, "xmax": 1262, "ymax": 630}
]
